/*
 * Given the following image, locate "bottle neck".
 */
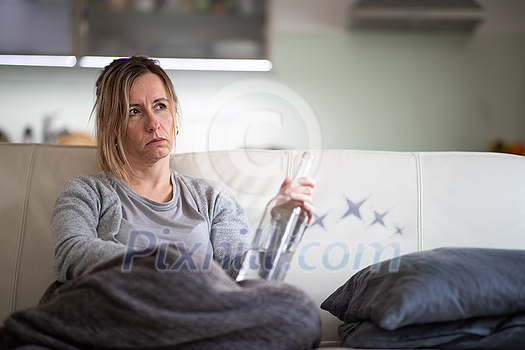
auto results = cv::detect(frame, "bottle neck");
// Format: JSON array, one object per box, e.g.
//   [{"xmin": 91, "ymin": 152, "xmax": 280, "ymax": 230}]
[{"xmin": 290, "ymin": 152, "xmax": 315, "ymax": 188}]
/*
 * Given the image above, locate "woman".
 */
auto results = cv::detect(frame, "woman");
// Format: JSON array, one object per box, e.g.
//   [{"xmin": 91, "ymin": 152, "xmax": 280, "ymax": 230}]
[
  {"xmin": 52, "ymin": 56, "xmax": 316, "ymax": 281},
  {"xmin": 0, "ymin": 56, "xmax": 321, "ymax": 350}
]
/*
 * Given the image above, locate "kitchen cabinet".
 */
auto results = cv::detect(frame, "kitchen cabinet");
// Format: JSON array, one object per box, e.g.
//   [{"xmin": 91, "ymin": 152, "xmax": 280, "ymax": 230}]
[{"xmin": 0, "ymin": 0, "xmax": 267, "ymax": 60}]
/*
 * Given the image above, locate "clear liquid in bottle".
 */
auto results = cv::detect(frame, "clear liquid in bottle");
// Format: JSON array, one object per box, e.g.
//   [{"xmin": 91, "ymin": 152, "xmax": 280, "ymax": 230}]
[{"xmin": 237, "ymin": 151, "xmax": 316, "ymax": 281}]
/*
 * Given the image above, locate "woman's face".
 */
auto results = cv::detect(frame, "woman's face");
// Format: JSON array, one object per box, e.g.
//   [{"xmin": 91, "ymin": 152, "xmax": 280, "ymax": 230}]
[{"xmin": 123, "ymin": 72, "xmax": 175, "ymax": 167}]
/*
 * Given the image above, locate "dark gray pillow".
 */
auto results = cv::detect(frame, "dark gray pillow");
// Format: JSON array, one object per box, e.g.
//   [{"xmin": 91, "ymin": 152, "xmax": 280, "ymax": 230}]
[
  {"xmin": 321, "ymin": 247, "xmax": 525, "ymax": 331},
  {"xmin": 339, "ymin": 313, "xmax": 525, "ymax": 349}
]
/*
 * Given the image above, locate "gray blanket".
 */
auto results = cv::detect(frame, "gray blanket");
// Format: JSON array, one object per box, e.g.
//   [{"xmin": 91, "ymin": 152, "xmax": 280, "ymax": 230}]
[{"xmin": 1, "ymin": 246, "xmax": 321, "ymax": 350}]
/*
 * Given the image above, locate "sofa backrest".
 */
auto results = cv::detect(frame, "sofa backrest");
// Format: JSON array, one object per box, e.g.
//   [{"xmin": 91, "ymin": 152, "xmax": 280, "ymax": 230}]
[{"xmin": 2, "ymin": 143, "xmax": 525, "ymax": 341}]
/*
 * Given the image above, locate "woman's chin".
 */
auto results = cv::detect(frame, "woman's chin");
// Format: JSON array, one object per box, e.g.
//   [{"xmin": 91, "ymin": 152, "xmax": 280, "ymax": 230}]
[
  {"xmin": 150, "ymin": 150, "xmax": 171, "ymax": 162},
  {"xmin": 134, "ymin": 150, "xmax": 172, "ymax": 165}
]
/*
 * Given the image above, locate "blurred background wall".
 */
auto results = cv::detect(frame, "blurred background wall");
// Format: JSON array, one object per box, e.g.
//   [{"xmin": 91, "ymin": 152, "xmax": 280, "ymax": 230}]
[{"xmin": 0, "ymin": 0, "xmax": 524, "ymax": 153}]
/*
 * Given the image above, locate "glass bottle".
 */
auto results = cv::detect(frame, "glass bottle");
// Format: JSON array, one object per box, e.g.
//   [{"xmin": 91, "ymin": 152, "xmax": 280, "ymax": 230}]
[{"xmin": 237, "ymin": 151, "xmax": 316, "ymax": 282}]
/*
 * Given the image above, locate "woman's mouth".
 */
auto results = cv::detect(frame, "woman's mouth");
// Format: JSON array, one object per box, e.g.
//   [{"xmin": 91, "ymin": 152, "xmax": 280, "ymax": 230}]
[{"xmin": 146, "ymin": 138, "xmax": 166, "ymax": 146}]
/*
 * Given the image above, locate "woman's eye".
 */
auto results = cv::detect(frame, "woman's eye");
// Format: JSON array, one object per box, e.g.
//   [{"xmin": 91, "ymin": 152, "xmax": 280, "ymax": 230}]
[
  {"xmin": 155, "ymin": 103, "xmax": 167, "ymax": 110},
  {"xmin": 129, "ymin": 108, "xmax": 140, "ymax": 116}
]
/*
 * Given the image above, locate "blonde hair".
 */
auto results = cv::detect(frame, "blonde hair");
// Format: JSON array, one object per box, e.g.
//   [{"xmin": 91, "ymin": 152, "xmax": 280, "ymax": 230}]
[{"xmin": 92, "ymin": 56, "xmax": 179, "ymax": 181}]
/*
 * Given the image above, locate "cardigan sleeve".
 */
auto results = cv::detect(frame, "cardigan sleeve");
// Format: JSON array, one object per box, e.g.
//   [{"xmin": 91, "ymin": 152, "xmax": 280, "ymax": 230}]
[
  {"xmin": 177, "ymin": 173, "xmax": 252, "ymax": 278},
  {"xmin": 209, "ymin": 185, "xmax": 252, "ymax": 278},
  {"xmin": 50, "ymin": 174, "xmax": 127, "ymax": 282}
]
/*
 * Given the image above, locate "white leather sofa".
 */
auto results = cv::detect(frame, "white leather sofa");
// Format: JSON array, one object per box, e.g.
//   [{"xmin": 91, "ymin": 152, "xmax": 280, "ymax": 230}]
[{"xmin": 1, "ymin": 143, "xmax": 525, "ymax": 347}]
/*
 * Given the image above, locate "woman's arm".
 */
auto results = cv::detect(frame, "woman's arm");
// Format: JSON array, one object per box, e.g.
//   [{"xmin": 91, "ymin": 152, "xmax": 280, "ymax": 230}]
[
  {"xmin": 209, "ymin": 186, "xmax": 252, "ymax": 278},
  {"xmin": 51, "ymin": 175, "xmax": 127, "ymax": 282},
  {"xmin": 177, "ymin": 174, "xmax": 252, "ymax": 278}
]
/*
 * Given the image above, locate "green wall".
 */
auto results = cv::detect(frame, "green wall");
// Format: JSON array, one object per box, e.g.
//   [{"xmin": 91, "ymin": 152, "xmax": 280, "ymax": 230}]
[
  {"xmin": 269, "ymin": 32, "xmax": 525, "ymax": 151},
  {"xmin": 0, "ymin": 32, "xmax": 523, "ymax": 152}
]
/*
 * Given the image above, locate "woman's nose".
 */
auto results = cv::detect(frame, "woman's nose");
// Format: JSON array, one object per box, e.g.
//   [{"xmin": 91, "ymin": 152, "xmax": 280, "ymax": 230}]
[{"xmin": 145, "ymin": 110, "xmax": 160, "ymax": 131}]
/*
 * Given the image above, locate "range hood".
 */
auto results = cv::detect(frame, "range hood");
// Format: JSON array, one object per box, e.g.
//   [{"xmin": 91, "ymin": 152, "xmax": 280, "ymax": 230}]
[{"xmin": 350, "ymin": 0, "xmax": 485, "ymax": 33}]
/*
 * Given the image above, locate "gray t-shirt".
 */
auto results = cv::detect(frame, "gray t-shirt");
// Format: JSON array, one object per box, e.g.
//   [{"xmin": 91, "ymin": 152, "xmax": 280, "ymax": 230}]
[{"xmin": 108, "ymin": 171, "xmax": 212, "ymax": 258}]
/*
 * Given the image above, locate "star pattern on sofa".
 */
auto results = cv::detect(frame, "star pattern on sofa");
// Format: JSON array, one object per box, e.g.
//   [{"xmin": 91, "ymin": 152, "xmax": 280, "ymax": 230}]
[
  {"xmin": 392, "ymin": 224, "xmax": 406, "ymax": 237},
  {"xmin": 306, "ymin": 193, "xmax": 408, "ymax": 239},
  {"xmin": 367, "ymin": 209, "xmax": 389, "ymax": 229},
  {"xmin": 310, "ymin": 211, "xmax": 330, "ymax": 230},
  {"xmin": 338, "ymin": 195, "xmax": 368, "ymax": 222}
]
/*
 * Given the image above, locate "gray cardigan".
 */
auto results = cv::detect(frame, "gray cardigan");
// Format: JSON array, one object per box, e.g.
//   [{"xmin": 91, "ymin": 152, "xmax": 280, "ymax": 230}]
[{"xmin": 51, "ymin": 171, "xmax": 252, "ymax": 282}]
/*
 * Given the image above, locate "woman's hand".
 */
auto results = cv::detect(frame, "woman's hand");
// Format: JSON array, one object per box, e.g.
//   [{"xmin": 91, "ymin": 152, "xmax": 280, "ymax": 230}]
[{"xmin": 278, "ymin": 176, "xmax": 317, "ymax": 223}]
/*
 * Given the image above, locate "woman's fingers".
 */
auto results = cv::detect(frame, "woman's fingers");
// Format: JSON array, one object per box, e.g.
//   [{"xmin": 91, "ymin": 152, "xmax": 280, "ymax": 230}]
[
  {"xmin": 298, "ymin": 176, "xmax": 317, "ymax": 189},
  {"xmin": 277, "ymin": 176, "xmax": 316, "ymax": 223}
]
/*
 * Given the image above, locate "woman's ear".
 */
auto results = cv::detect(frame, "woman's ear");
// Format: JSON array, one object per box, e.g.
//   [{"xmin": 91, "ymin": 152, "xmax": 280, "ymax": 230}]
[{"xmin": 170, "ymin": 124, "xmax": 178, "ymax": 158}]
